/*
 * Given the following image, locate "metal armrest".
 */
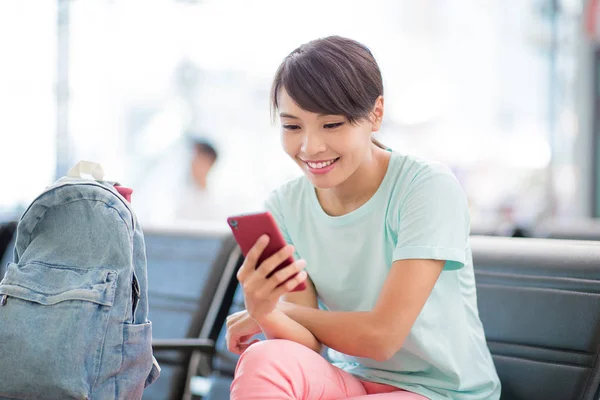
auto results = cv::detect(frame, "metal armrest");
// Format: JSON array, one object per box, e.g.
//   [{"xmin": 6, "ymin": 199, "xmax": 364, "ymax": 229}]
[{"xmin": 152, "ymin": 338, "xmax": 215, "ymax": 354}]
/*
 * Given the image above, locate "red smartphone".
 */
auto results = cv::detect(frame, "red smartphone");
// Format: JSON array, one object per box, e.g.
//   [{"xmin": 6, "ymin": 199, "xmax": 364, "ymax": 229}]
[{"xmin": 227, "ymin": 211, "xmax": 306, "ymax": 292}]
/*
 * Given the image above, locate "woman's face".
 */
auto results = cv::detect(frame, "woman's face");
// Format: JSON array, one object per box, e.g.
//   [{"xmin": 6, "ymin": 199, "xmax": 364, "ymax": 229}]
[{"xmin": 278, "ymin": 88, "xmax": 383, "ymax": 189}]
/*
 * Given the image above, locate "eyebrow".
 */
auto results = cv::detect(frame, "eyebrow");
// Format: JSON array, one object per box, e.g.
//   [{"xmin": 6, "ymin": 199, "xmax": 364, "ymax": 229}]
[
  {"xmin": 279, "ymin": 112, "xmax": 337, "ymax": 119},
  {"xmin": 279, "ymin": 113, "xmax": 300, "ymax": 119}
]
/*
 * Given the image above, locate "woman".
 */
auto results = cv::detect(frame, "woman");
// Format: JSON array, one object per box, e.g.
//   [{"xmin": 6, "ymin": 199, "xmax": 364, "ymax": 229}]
[{"xmin": 226, "ymin": 35, "xmax": 501, "ymax": 400}]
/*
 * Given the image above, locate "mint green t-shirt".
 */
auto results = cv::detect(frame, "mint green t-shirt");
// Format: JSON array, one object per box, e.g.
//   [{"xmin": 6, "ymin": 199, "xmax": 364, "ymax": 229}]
[{"xmin": 264, "ymin": 151, "xmax": 501, "ymax": 400}]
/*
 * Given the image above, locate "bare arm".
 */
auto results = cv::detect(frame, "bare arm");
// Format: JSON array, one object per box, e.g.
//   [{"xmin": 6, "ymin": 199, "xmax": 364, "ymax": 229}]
[
  {"xmin": 226, "ymin": 275, "xmax": 323, "ymax": 354},
  {"xmin": 278, "ymin": 259, "xmax": 444, "ymax": 361},
  {"xmin": 228, "ymin": 235, "xmax": 324, "ymax": 354},
  {"xmin": 256, "ymin": 275, "xmax": 322, "ymax": 353}
]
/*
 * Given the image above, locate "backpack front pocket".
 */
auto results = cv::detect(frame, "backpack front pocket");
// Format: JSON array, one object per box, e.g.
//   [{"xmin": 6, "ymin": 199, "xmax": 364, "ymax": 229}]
[
  {"xmin": 0, "ymin": 262, "xmax": 117, "ymax": 399},
  {"xmin": 115, "ymin": 321, "xmax": 159, "ymax": 399}
]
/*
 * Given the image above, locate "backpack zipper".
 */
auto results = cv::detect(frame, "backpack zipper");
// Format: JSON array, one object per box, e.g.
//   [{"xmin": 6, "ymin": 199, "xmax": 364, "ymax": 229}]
[
  {"xmin": 0, "ymin": 294, "xmax": 7, "ymax": 306},
  {"xmin": 132, "ymin": 274, "xmax": 140, "ymax": 322}
]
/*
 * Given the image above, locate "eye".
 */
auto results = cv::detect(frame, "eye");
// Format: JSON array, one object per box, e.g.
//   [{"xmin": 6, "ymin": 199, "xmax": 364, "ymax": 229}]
[
  {"xmin": 324, "ymin": 122, "xmax": 345, "ymax": 129},
  {"xmin": 283, "ymin": 124, "xmax": 301, "ymax": 131}
]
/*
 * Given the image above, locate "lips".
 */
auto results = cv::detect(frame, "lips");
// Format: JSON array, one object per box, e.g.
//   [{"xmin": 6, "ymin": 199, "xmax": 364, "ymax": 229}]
[
  {"xmin": 305, "ymin": 159, "xmax": 337, "ymax": 169},
  {"xmin": 302, "ymin": 157, "xmax": 340, "ymax": 175}
]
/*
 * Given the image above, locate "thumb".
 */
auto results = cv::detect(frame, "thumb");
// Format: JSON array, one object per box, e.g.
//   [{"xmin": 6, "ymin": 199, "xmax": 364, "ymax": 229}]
[
  {"xmin": 239, "ymin": 334, "xmax": 255, "ymax": 344},
  {"xmin": 239, "ymin": 339, "xmax": 261, "ymax": 353}
]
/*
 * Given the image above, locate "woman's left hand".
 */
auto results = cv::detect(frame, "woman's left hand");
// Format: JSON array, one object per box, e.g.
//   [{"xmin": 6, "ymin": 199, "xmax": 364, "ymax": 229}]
[{"xmin": 225, "ymin": 310, "xmax": 262, "ymax": 354}]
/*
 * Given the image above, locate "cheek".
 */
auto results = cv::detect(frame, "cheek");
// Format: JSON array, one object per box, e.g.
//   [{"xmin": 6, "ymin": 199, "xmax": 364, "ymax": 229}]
[
  {"xmin": 339, "ymin": 128, "xmax": 371, "ymax": 153},
  {"xmin": 359, "ymin": 128, "xmax": 375, "ymax": 149},
  {"xmin": 281, "ymin": 133, "xmax": 299, "ymax": 156}
]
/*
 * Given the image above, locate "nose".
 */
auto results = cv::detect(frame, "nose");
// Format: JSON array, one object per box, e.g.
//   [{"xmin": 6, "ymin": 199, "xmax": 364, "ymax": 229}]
[{"xmin": 300, "ymin": 130, "xmax": 326, "ymax": 155}]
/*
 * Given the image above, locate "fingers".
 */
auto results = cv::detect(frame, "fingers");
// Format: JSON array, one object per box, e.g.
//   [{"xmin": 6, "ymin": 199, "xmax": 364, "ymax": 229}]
[
  {"xmin": 241, "ymin": 244, "xmax": 296, "ymax": 290},
  {"xmin": 257, "ymin": 259, "xmax": 307, "ymax": 294},
  {"xmin": 236, "ymin": 235, "xmax": 269, "ymax": 282},
  {"xmin": 226, "ymin": 311, "xmax": 262, "ymax": 354},
  {"xmin": 226, "ymin": 310, "xmax": 246, "ymax": 328},
  {"xmin": 245, "ymin": 258, "xmax": 307, "ymax": 301},
  {"xmin": 239, "ymin": 238, "xmax": 296, "ymax": 289},
  {"xmin": 272, "ymin": 269, "xmax": 308, "ymax": 298},
  {"xmin": 236, "ymin": 235, "xmax": 308, "ymax": 302},
  {"xmin": 226, "ymin": 329, "xmax": 261, "ymax": 355},
  {"xmin": 226, "ymin": 330, "xmax": 247, "ymax": 354},
  {"xmin": 237, "ymin": 339, "xmax": 260, "ymax": 353},
  {"xmin": 228, "ymin": 339, "xmax": 260, "ymax": 355},
  {"xmin": 227, "ymin": 335, "xmax": 243, "ymax": 355},
  {"xmin": 256, "ymin": 244, "xmax": 295, "ymax": 278}
]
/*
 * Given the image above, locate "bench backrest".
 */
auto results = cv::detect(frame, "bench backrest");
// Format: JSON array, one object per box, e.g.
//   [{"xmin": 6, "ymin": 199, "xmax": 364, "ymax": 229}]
[
  {"xmin": 142, "ymin": 226, "xmax": 227, "ymax": 400},
  {"xmin": 472, "ymin": 236, "xmax": 600, "ymax": 400}
]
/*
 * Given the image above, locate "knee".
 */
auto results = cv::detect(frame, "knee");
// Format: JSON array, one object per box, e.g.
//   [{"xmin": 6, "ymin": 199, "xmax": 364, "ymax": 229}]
[
  {"xmin": 238, "ymin": 339, "xmax": 307, "ymax": 366},
  {"xmin": 231, "ymin": 340, "xmax": 310, "ymax": 399}
]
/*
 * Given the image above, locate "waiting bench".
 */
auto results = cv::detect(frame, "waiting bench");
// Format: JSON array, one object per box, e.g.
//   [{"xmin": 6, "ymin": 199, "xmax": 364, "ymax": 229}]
[
  {"xmin": 470, "ymin": 218, "xmax": 600, "ymax": 242},
  {"xmin": 471, "ymin": 236, "xmax": 600, "ymax": 400},
  {"xmin": 202, "ymin": 235, "xmax": 600, "ymax": 400},
  {"xmin": 533, "ymin": 219, "xmax": 600, "ymax": 241},
  {"xmin": 2, "ymin": 223, "xmax": 600, "ymax": 400}
]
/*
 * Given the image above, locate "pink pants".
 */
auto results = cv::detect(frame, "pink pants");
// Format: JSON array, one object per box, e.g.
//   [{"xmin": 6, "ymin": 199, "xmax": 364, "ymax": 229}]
[{"xmin": 230, "ymin": 339, "xmax": 428, "ymax": 400}]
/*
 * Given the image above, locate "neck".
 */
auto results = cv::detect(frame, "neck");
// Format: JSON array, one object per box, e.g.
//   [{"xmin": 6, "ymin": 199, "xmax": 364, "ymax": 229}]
[
  {"xmin": 194, "ymin": 177, "xmax": 208, "ymax": 191},
  {"xmin": 316, "ymin": 145, "xmax": 391, "ymax": 216}
]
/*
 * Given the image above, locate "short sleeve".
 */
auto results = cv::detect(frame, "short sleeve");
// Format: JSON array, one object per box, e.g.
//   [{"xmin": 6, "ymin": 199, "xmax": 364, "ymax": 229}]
[
  {"xmin": 264, "ymin": 190, "xmax": 301, "ymax": 259},
  {"xmin": 392, "ymin": 166, "xmax": 469, "ymax": 271}
]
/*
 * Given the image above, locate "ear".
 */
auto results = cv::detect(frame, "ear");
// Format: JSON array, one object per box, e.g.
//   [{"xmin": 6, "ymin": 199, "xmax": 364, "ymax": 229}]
[{"xmin": 371, "ymin": 96, "xmax": 384, "ymax": 132}]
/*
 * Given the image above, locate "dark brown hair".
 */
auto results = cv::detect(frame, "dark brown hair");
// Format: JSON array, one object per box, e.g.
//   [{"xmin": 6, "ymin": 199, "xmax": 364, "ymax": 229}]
[
  {"xmin": 270, "ymin": 36, "xmax": 386, "ymax": 149},
  {"xmin": 193, "ymin": 140, "xmax": 218, "ymax": 163}
]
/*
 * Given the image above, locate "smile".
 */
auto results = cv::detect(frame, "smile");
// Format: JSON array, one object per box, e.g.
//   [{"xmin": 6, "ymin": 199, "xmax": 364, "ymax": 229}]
[
  {"xmin": 303, "ymin": 157, "xmax": 340, "ymax": 175},
  {"xmin": 306, "ymin": 159, "xmax": 337, "ymax": 169}
]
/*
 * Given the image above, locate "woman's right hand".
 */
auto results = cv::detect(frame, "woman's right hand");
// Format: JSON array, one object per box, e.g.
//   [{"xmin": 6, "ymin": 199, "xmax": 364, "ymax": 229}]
[{"xmin": 236, "ymin": 235, "xmax": 308, "ymax": 323}]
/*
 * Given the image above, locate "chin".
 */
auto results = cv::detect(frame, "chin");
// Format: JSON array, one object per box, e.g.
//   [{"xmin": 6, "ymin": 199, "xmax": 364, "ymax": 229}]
[
  {"xmin": 310, "ymin": 180, "xmax": 335, "ymax": 190},
  {"xmin": 305, "ymin": 173, "xmax": 342, "ymax": 190}
]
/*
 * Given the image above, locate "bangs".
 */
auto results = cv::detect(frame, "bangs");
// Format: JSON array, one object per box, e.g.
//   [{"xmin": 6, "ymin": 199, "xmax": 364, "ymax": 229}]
[
  {"xmin": 277, "ymin": 60, "xmax": 364, "ymax": 123},
  {"xmin": 272, "ymin": 50, "xmax": 381, "ymax": 123}
]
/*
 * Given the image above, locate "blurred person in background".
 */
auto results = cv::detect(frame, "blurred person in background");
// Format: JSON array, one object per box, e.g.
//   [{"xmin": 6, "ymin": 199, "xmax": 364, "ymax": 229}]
[
  {"xmin": 175, "ymin": 135, "xmax": 225, "ymax": 222},
  {"xmin": 191, "ymin": 139, "xmax": 218, "ymax": 191}
]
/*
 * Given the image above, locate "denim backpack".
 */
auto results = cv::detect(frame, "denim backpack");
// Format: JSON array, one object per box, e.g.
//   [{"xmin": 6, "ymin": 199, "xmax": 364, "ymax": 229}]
[{"xmin": 0, "ymin": 161, "xmax": 160, "ymax": 399}]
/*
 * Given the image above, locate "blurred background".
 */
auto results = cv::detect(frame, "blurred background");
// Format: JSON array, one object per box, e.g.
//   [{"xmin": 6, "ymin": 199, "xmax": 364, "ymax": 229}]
[
  {"xmin": 3, "ymin": 2, "xmax": 600, "ymax": 399},
  {"xmin": 1, "ymin": 0, "xmax": 599, "ymax": 235}
]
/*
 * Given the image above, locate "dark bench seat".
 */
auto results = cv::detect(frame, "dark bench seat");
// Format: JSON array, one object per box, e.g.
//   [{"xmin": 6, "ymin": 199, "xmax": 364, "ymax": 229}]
[{"xmin": 205, "ymin": 236, "xmax": 600, "ymax": 400}]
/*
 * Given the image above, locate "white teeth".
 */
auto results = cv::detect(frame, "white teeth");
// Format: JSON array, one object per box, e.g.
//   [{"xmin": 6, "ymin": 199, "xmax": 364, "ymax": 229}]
[{"xmin": 307, "ymin": 159, "xmax": 336, "ymax": 169}]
